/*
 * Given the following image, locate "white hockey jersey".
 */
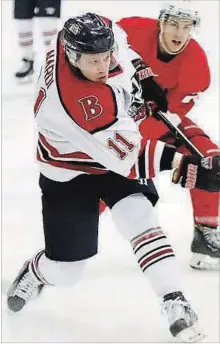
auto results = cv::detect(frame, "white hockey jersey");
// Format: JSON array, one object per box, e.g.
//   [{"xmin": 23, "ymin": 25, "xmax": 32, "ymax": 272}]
[{"xmin": 34, "ymin": 20, "xmax": 169, "ymax": 182}]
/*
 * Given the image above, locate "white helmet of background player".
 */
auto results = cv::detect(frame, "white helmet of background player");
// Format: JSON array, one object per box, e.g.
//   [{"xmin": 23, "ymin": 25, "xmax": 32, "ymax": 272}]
[{"xmin": 158, "ymin": 1, "xmax": 200, "ymax": 55}]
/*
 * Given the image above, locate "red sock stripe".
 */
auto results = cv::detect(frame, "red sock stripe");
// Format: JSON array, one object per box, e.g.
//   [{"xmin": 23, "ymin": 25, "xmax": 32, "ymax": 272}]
[
  {"xmin": 43, "ymin": 29, "xmax": 57, "ymax": 36},
  {"xmin": 30, "ymin": 251, "xmax": 45, "ymax": 283},
  {"xmin": 142, "ymin": 254, "xmax": 175, "ymax": 272},
  {"xmin": 140, "ymin": 248, "xmax": 174, "ymax": 269},
  {"xmin": 19, "ymin": 32, "xmax": 33, "ymax": 38},
  {"xmin": 132, "ymin": 230, "xmax": 164, "ymax": 250},
  {"xmin": 20, "ymin": 40, "xmax": 33, "ymax": 46},
  {"xmin": 148, "ymin": 140, "xmax": 157, "ymax": 178}
]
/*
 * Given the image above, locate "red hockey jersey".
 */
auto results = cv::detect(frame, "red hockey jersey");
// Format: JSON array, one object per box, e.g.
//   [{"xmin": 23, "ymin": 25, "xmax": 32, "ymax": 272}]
[{"xmin": 118, "ymin": 17, "xmax": 211, "ymax": 139}]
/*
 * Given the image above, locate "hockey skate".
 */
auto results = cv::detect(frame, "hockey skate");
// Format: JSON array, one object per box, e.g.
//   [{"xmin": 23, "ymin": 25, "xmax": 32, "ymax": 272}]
[
  {"xmin": 190, "ymin": 224, "xmax": 220, "ymax": 270},
  {"xmin": 15, "ymin": 58, "xmax": 34, "ymax": 83},
  {"xmin": 7, "ymin": 259, "xmax": 44, "ymax": 312},
  {"xmin": 162, "ymin": 291, "xmax": 205, "ymax": 342}
]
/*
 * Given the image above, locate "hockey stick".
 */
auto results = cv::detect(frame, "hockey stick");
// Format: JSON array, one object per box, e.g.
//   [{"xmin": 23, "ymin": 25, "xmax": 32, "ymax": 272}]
[{"xmin": 157, "ymin": 111, "xmax": 204, "ymax": 158}]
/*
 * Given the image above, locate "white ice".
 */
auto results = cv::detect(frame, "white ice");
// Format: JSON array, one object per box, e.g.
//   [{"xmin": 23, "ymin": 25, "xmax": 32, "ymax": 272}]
[{"xmin": 1, "ymin": 1, "xmax": 219, "ymax": 343}]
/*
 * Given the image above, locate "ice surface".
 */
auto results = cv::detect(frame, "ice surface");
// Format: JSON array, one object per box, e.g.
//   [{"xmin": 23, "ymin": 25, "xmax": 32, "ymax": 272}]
[{"xmin": 1, "ymin": 1, "xmax": 219, "ymax": 343}]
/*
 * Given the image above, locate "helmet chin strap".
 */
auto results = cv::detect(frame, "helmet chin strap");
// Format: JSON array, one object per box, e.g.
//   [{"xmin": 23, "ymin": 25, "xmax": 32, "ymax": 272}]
[{"xmin": 159, "ymin": 31, "xmax": 191, "ymax": 55}]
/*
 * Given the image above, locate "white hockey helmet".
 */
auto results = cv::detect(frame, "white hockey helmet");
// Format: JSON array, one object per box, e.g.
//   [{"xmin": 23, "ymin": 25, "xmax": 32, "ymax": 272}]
[{"xmin": 159, "ymin": 1, "xmax": 200, "ymax": 28}]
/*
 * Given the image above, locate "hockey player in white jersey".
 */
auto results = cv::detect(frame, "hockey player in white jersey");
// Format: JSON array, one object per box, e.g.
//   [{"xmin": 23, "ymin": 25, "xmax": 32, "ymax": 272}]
[{"xmin": 7, "ymin": 13, "xmax": 220, "ymax": 342}]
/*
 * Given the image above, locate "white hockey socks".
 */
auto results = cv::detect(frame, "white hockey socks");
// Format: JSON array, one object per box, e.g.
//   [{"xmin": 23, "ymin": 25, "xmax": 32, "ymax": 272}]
[
  {"xmin": 34, "ymin": 252, "xmax": 86, "ymax": 287},
  {"xmin": 131, "ymin": 228, "xmax": 182, "ymax": 297},
  {"xmin": 111, "ymin": 193, "xmax": 182, "ymax": 298},
  {"xmin": 39, "ymin": 17, "xmax": 59, "ymax": 48},
  {"xmin": 16, "ymin": 19, "xmax": 34, "ymax": 60}
]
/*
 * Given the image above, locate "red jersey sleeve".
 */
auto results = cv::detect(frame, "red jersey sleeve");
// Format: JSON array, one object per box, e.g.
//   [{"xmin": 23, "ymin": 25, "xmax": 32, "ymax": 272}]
[
  {"xmin": 167, "ymin": 40, "xmax": 211, "ymax": 117},
  {"xmin": 117, "ymin": 17, "xmax": 158, "ymax": 57}
]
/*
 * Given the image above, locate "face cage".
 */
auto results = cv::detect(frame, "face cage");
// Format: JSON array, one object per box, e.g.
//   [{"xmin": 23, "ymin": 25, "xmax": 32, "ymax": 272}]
[
  {"xmin": 65, "ymin": 42, "xmax": 119, "ymax": 71},
  {"xmin": 160, "ymin": 17, "xmax": 197, "ymax": 37}
]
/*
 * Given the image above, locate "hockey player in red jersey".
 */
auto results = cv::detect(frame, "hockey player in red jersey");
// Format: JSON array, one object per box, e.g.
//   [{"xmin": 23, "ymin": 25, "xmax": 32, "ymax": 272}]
[
  {"xmin": 118, "ymin": 1, "xmax": 220, "ymax": 270},
  {"xmin": 7, "ymin": 13, "xmax": 220, "ymax": 342}
]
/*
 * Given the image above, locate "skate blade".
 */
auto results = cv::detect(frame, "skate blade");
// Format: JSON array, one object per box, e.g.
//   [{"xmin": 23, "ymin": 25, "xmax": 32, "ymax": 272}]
[
  {"xmin": 176, "ymin": 324, "xmax": 205, "ymax": 343},
  {"xmin": 190, "ymin": 253, "xmax": 219, "ymax": 271}
]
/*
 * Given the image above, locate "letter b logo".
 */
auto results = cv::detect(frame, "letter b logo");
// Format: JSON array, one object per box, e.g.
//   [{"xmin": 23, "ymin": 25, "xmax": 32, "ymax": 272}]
[{"xmin": 78, "ymin": 96, "xmax": 103, "ymax": 120}]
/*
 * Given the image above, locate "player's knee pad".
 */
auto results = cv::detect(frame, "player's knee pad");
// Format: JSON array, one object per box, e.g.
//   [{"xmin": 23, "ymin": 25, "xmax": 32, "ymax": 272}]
[
  {"xmin": 111, "ymin": 193, "xmax": 159, "ymax": 241},
  {"xmin": 36, "ymin": 252, "xmax": 87, "ymax": 287}
]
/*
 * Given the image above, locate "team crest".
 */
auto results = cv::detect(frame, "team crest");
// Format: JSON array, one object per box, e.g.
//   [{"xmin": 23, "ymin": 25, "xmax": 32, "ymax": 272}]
[
  {"xmin": 78, "ymin": 95, "xmax": 103, "ymax": 120},
  {"xmin": 70, "ymin": 23, "xmax": 81, "ymax": 35}
]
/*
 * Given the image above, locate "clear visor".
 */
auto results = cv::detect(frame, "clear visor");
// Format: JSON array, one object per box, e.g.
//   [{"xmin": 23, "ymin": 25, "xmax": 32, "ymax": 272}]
[
  {"xmin": 160, "ymin": 10, "xmax": 200, "ymax": 29},
  {"xmin": 161, "ymin": 16, "xmax": 196, "ymax": 35},
  {"xmin": 66, "ymin": 42, "xmax": 119, "ymax": 71}
]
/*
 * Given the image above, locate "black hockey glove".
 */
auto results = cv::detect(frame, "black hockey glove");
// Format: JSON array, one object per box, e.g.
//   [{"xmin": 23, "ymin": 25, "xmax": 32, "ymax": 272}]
[
  {"xmin": 133, "ymin": 58, "xmax": 168, "ymax": 113},
  {"xmin": 173, "ymin": 155, "xmax": 220, "ymax": 192}
]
